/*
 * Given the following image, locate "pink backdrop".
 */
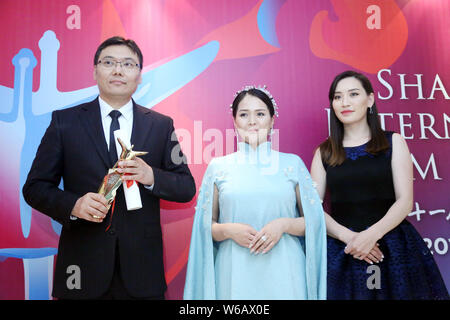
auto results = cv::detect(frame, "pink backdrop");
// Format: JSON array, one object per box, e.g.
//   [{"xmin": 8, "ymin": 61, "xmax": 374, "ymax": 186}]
[{"xmin": 0, "ymin": 0, "xmax": 448, "ymax": 299}]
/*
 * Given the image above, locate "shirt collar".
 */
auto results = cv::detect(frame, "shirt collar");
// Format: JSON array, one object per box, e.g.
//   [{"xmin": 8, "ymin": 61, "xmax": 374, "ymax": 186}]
[{"xmin": 98, "ymin": 96, "xmax": 133, "ymax": 121}]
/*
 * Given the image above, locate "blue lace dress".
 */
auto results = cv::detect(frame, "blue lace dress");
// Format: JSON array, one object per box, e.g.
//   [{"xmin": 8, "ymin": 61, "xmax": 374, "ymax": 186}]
[{"xmin": 324, "ymin": 131, "xmax": 449, "ymax": 299}]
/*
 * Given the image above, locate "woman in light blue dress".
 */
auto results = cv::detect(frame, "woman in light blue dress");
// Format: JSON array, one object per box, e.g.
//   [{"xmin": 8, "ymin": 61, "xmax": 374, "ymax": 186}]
[{"xmin": 183, "ymin": 86, "xmax": 326, "ymax": 300}]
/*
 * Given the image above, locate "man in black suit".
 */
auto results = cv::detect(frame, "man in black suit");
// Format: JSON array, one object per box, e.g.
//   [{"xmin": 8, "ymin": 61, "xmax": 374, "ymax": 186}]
[{"xmin": 22, "ymin": 36, "xmax": 196, "ymax": 299}]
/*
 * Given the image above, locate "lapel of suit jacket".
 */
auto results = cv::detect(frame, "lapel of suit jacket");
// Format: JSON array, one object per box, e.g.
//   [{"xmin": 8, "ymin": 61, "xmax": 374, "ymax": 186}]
[
  {"xmin": 130, "ymin": 100, "xmax": 153, "ymax": 153},
  {"xmin": 79, "ymin": 97, "xmax": 111, "ymax": 168}
]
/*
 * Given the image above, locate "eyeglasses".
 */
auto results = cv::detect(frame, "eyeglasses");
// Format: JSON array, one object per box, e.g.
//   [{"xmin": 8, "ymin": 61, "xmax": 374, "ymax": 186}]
[{"xmin": 97, "ymin": 58, "xmax": 140, "ymax": 71}]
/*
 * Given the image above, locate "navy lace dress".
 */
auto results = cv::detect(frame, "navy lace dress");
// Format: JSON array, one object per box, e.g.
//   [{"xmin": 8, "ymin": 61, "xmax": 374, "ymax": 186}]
[{"xmin": 324, "ymin": 131, "xmax": 449, "ymax": 300}]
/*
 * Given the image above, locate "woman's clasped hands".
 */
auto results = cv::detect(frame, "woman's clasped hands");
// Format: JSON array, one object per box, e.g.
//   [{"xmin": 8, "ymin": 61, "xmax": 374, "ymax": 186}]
[
  {"xmin": 344, "ymin": 228, "xmax": 384, "ymax": 265},
  {"xmin": 228, "ymin": 219, "xmax": 287, "ymax": 255}
]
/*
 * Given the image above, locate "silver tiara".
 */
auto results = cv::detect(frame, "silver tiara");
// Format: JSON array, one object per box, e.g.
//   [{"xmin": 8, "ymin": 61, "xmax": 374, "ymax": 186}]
[{"xmin": 230, "ymin": 85, "xmax": 279, "ymax": 117}]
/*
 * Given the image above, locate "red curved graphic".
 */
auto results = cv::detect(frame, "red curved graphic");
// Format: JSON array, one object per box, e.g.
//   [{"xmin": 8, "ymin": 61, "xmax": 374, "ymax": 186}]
[{"xmin": 309, "ymin": 0, "xmax": 408, "ymax": 73}]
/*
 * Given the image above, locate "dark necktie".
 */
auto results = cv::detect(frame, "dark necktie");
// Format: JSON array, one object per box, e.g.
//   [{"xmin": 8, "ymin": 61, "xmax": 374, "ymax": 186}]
[{"xmin": 109, "ymin": 110, "xmax": 121, "ymax": 165}]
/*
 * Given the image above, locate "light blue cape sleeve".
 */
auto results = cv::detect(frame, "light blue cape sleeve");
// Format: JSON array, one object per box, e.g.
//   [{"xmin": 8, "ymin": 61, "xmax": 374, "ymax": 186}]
[
  {"xmin": 295, "ymin": 156, "xmax": 327, "ymax": 300},
  {"xmin": 183, "ymin": 160, "xmax": 218, "ymax": 299},
  {"xmin": 297, "ymin": 158, "xmax": 327, "ymax": 300}
]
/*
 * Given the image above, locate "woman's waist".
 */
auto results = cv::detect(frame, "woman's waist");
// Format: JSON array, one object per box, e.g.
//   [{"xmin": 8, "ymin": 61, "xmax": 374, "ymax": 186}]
[
  {"xmin": 330, "ymin": 199, "xmax": 395, "ymax": 231},
  {"xmin": 218, "ymin": 210, "xmax": 299, "ymax": 227}
]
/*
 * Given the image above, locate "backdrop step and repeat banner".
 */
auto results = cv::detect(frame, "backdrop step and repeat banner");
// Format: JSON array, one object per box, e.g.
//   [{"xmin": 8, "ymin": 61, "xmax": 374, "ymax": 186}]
[{"xmin": 0, "ymin": 0, "xmax": 448, "ymax": 300}]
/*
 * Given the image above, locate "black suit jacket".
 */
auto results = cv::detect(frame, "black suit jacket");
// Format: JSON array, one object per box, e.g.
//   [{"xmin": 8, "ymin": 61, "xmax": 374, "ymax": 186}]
[{"xmin": 22, "ymin": 98, "xmax": 196, "ymax": 299}]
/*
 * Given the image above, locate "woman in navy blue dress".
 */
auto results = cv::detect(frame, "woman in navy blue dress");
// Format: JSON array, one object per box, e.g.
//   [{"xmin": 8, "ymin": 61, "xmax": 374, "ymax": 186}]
[{"xmin": 311, "ymin": 70, "xmax": 449, "ymax": 299}]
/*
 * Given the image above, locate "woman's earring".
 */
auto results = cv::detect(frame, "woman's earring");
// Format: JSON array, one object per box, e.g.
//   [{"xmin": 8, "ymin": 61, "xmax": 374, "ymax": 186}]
[
  {"xmin": 369, "ymin": 106, "xmax": 373, "ymax": 114},
  {"xmin": 268, "ymin": 127, "xmax": 274, "ymax": 142}
]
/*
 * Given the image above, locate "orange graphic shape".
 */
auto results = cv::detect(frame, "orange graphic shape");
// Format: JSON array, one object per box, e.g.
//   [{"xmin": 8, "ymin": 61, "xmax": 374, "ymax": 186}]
[
  {"xmin": 310, "ymin": 0, "xmax": 408, "ymax": 73},
  {"xmin": 196, "ymin": 0, "xmax": 280, "ymax": 61},
  {"xmin": 101, "ymin": 0, "xmax": 127, "ymax": 41}
]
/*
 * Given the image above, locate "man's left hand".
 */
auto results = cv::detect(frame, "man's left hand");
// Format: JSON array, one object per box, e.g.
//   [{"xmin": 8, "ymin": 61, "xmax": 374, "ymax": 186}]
[{"xmin": 117, "ymin": 158, "xmax": 154, "ymax": 186}]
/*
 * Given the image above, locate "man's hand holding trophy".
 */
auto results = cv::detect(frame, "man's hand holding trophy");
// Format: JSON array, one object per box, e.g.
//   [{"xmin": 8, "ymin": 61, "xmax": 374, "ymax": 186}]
[{"xmin": 98, "ymin": 137, "xmax": 148, "ymax": 208}]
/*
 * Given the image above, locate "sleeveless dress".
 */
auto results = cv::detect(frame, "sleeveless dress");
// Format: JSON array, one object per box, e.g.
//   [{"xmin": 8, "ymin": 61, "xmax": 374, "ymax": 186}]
[
  {"xmin": 184, "ymin": 142, "xmax": 327, "ymax": 299},
  {"xmin": 324, "ymin": 131, "xmax": 449, "ymax": 300}
]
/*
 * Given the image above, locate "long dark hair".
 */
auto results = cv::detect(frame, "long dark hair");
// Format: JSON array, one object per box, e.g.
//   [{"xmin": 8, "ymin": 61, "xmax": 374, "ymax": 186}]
[{"xmin": 320, "ymin": 70, "xmax": 389, "ymax": 166}]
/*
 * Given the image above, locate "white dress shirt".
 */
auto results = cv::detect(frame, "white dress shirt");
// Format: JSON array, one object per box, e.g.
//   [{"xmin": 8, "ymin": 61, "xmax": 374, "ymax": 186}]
[{"xmin": 99, "ymin": 96, "xmax": 133, "ymax": 155}]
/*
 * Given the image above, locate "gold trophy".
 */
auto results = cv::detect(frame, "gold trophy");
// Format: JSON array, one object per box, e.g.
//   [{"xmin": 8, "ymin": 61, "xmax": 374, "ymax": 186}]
[{"xmin": 98, "ymin": 137, "xmax": 148, "ymax": 207}]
